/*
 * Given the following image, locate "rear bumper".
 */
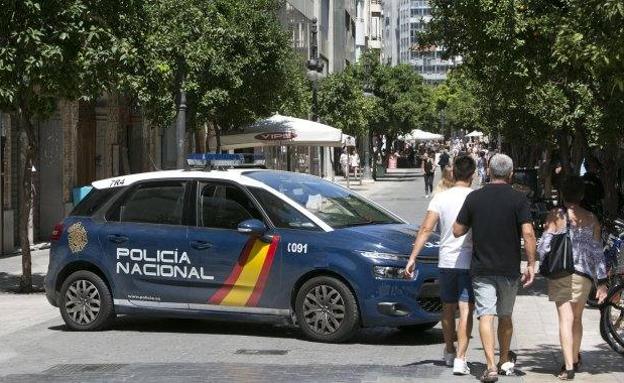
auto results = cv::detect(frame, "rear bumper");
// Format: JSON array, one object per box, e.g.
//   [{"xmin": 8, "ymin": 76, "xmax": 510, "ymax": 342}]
[{"xmin": 44, "ymin": 274, "xmax": 58, "ymax": 307}]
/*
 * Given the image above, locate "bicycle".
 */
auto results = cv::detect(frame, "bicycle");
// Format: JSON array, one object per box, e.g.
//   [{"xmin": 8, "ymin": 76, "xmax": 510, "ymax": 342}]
[
  {"xmin": 598, "ymin": 218, "xmax": 624, "ymax": 355},
  {"xmin": 587, "ymin": 218, "xmax": 624, "ymax": 308}
]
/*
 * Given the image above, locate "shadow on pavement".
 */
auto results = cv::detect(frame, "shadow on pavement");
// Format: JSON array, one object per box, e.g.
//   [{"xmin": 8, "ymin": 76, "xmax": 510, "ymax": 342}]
[
  {"xmin": 48, "ymin": 315, "xmax": 446, "ymax": 346},
  {"xmin": 0, "ymin": 272, "xmax": 46, "ymax": 293},
  {"xmin": 514, "ymin": 344, "xmax": 624, "ymax": 377}
]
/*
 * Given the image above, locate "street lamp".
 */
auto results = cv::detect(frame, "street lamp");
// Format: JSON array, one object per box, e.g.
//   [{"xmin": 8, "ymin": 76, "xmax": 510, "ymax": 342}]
[
  {"xmin": 306, "ymin": 18, "xmax": 325, "ymax": 177},
  {"xmin": 306, "ymin": 17, "xmax": 325, "ymax": 122}
]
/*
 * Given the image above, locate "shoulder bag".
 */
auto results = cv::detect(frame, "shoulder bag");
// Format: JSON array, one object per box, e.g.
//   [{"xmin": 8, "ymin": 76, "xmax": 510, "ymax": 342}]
[{"xmin": 539, "ymin": 209, "xmax": 575, "ymax": 279}]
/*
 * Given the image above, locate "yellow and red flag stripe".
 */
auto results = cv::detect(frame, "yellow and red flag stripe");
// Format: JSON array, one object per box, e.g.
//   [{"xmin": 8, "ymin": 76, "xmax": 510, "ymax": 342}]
[{"xmin": 209, "ymin": 235, "xmax": 280, "ymax": 307}]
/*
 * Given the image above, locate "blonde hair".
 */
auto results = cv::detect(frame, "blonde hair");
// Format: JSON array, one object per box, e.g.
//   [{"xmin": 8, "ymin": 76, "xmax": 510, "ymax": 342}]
[{"xmin": 433, "ymin": 166, "xmax": 454, "ymax": 195}]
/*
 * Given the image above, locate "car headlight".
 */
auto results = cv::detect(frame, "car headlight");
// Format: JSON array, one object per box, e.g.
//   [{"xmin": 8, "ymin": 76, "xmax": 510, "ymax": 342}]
[
  {"xmin": 356, "ymin": 251, "xmax": 409, "ymax": 261},
  {"xmin": 373, "ymin": 266, "xmax": 406, "ymax": 279}
]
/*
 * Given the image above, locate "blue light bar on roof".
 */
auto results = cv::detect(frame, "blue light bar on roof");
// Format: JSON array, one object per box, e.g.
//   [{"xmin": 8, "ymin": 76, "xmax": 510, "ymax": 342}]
[{"xmin": 186, "ymin": 153, "xmax": 244, "ymax": 168}]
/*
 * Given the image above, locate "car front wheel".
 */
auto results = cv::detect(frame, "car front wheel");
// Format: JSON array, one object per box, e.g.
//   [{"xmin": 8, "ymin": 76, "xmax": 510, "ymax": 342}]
[
  {"xmin": 59, "ymin": 270, "xmax": 114, "ymax": 331},
  {"xmin": 295, "ymin": 276, "xmax": 359, "ymax": 342}
]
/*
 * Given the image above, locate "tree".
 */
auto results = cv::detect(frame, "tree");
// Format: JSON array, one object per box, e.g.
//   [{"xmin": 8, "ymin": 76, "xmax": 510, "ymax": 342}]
[
  {"xmin": 431, "ymin": 71, "xmax": 484, "ymax": 136},
  {"xmin": 0, "ymin": 0, "xmax": 142, "ymax": 291},
  {"xmin": 424, "ymin": 0, "xmax": 622, "ymax": 180},
  {"xmin": 317, "ymin": 67, "xmax": 378, "ymax": 137},
  {"xmin": 131, "ymin": 0, "xmax": 310, "ymax": 154}
]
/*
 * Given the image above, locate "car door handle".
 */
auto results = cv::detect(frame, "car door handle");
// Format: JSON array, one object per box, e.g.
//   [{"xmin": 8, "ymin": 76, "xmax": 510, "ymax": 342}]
[
  {"xmin": 108, "ymin": 234, "xmax": 128, "ymax": 244},
  {"xmin": 190, "ymin": 240, "xmax": 213, "ymax": 250}
]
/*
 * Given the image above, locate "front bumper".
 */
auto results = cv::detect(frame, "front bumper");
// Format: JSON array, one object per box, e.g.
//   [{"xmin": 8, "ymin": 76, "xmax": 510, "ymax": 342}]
[{"xmin": 360, "ymin": 264, "xmax": 441, "ymax": 327}]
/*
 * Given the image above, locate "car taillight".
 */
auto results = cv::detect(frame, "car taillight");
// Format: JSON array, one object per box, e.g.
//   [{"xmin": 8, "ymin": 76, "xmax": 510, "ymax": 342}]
[{"xmin": 51, "ymin": 222, "xmax": 64, "ymax": 241}]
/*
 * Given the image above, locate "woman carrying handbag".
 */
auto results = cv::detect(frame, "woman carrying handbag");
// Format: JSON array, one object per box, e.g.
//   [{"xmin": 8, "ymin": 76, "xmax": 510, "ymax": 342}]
[{"xmin": 537, "ymin": 176, "xmax": 608, "ymax": 380}]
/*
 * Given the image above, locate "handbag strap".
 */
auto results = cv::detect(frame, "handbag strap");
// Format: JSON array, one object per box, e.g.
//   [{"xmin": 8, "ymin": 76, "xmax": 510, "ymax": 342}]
[{"xmin": 562, "ymin": 207, "xmax": 571, "ymax": 235}]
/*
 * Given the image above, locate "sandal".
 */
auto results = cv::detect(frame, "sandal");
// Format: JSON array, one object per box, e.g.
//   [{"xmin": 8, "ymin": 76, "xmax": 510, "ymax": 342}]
[
  {"xmin": 480, "ymin": 368, "xmax": 498, "ymax": 383},
  {"xmin": 573, "ymin": 353, "xmax": 581, "ymax": 372},
  {"xmin": 558, "ymin": 369, "xmax": 575, "ymax": 380}
]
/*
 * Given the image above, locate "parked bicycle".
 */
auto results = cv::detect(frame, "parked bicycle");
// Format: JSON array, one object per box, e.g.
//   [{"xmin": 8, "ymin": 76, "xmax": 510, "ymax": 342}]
[{"xmin": 598, "ymin": 218, "xmax": 624, "ymax": 355}]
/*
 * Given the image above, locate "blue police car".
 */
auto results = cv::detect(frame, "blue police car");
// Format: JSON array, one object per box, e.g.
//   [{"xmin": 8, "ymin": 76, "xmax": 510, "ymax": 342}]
[{"xmin": 45, "ymin": 158, "xmax": 441, "ymax": 342}]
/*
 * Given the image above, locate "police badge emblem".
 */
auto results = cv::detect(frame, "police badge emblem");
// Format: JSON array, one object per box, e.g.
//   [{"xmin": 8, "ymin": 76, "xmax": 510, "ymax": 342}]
[{"xmin": 67, "ymin": 222, "xmax": 88, "ymax": 254}]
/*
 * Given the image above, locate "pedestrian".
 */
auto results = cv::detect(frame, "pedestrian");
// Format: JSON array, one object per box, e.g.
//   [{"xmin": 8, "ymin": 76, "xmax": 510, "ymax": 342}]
[
  {"xmin": 438, "ymin": 148, "xmax": 451, "ymax": 169},
  {"xmin": 422, "ymin": 151, "xmax": 435, "ymax": 198},
  {"xmin": 405, "ymin": 155, "xmax": 476, "ymax": 375},
  {"xmin": 433, "ymin": 166, "xmax": 454, "ymax": 196},
  {"xmin": 580, "ymin": 156, "xmax": 604, "ymax": 220},
  {"xmin": 339, "ymin": 149, "xmax": 349, "ymax": 179},
  {"xmin": 453, "ymin": 153, "xmax": 537, "ymax": 383},
  {"xmin": 537, "ymin": 176, "xmax": 608, "ymax": 381},
  {"xmin": 477, "ymin": 151, "xmax": 487, "ymax": 186},
  {"xmin": 350, "ymin": 149, "xmax": 360, "ymax": 179}
]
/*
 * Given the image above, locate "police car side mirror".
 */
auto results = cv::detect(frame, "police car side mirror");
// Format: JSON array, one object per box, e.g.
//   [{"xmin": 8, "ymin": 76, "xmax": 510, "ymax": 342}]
[{"xmin": 237, "ymin": 219, "xmax": 267, "ymax": 236}]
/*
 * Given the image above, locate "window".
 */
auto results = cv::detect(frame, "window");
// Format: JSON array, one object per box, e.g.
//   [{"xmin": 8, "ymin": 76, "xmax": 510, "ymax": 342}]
[
  {"xmin": 71, "ymin": 187, "xmax": 118, "ymax": 216},
  {"xmin": 108, "ymin": 181, "xmax": 186, "ymax": 225},
  {"xmin": 199, "ymin": 183, "xmax": 264, "ymax": 230},
  {"xmin": 249, "ymin": 187, "xmax": 320, "ymax": 231},
  {"xmin": 245, "ymin": 171, "xmax": 401, "ymax": 228}
]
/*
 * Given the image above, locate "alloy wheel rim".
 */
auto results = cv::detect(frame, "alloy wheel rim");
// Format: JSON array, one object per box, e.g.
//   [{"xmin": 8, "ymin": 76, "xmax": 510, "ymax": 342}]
[
  {"xmin": 64, "ymin": 279, "xmax": 101, "ymax": 325},
  {"xmin": 303, "ymin": 285, "xmax": 345, "ymax": 335}
]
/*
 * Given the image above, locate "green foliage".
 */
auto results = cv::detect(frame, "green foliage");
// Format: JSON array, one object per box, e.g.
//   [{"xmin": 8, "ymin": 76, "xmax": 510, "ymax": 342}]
[
  {"xmin": 318, "ymin": 50, "xmax": 434, "ymax": 139},
  {"xmin": 431, "ymin": 71, "xmax": 483, "ymax": 134},
  {"xmin": 0, "ymin": 0, "xmax": 143, "ymax": 114},
  {"xmin": 132, "ymin": 0, "xmax": 310, "ymax": 131},
  {"xmin": 425, "ymin": 0, "xmax": 623, "ymax": 149}
]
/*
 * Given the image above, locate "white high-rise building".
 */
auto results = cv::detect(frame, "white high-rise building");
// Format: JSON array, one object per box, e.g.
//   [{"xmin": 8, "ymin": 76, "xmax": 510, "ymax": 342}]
[
  {"xmin": 382, "ymin": 0, "xmax": 460, "ymax": 83},
  {"xmin": 355, "ymin": 0, "xmax": 384, "ymax": 61}
]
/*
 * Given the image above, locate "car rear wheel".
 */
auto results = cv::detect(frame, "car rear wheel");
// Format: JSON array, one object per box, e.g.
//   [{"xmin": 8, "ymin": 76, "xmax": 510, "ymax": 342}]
[
  {"xmin": 59, "ymin": 270, "xmax": 114, "ymax": 331},
  {"xmin": 295, "ymin": 276, "xmax": 359, "ymax": 343}
]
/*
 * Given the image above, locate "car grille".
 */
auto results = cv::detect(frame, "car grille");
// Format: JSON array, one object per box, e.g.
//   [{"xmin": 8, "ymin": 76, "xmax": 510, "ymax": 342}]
[
  {"xmin": 417, "ymin": 278, "xmax": 442, "ymax": 313},
  {"xmin": 417, "ymin": 297, "xmax": 443, "ymax": 313}
]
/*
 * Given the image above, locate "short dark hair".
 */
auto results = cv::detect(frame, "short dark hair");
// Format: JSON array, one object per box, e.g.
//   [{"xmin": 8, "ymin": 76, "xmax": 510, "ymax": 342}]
[
  {"xmin": 453, "ymin": 155, "xmax": 476, "ymax": 182},
  {"xmin": 562, "ymin": 176, "xmax": 585, "ymax": 204}
]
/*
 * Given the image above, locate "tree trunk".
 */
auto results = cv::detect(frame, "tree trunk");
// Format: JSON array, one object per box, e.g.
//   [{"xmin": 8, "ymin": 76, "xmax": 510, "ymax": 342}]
[
  {"xmin": 194, "ymin": 129, "xmax": 205, "ymax": 153},
  {"xmin": 18, "ymin": 106, "xmax": 36, "ymax": 293},
  {"xmin": 215, "ymin": 124, "xmax": 222, "ymax": 153},
  {"xmin": 570, "ymin": 126, "xmax": 586, "ymax": 174},
  {"xmin": 601, "ymin": 141, "xmax": 619, "ymax": 220},
  {"xmin": 557, "ymin": 129, "xmax": 573, "ymax": 176},
  {"xmin": 540, "ymin": 149, "xmax": 552, "ymax": 200}
]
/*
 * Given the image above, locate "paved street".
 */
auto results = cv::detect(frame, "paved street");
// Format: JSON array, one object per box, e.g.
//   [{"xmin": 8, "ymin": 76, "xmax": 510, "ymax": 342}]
[{"xmin": 1, "ymin": 169, "xmax": 622, "ymax": 383}]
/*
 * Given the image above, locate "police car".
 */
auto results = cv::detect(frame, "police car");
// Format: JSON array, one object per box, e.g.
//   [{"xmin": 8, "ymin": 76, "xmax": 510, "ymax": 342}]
[{"xmin": 45, "ymin": 154, "xmax": 441, "ymax": 342}]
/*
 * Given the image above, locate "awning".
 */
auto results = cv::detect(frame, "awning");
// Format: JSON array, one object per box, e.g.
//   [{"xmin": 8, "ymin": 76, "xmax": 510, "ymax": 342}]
[
  {"xmin": 210, "ymin": 113, "xmax": 344, "ymax": 150},
  {"xmin": 466, "ymin": 130, "xmax": 484, "ymax": 137},
  {"xmin": 404, "ymin": 129, "xmax": 444, "ymax": 141}
]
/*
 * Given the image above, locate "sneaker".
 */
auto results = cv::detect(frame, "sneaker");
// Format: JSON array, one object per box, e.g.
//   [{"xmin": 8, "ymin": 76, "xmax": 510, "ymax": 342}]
[
  {"xmin": 443, "ymin": 348, "xmax": 456, "ymax": 367},
  {"xmin": 497, "ymin": 351, "xmax": 517, "ymax": 376},
  {"xmin": 453, "ymin": 358, "xmax": 471, "ymax": 375}
]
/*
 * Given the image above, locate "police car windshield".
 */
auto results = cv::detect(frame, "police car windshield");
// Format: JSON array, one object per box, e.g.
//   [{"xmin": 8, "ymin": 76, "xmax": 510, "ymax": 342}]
[{"xmin": 244, "ymin": 171, "xmax": 400, "ymax": 228}]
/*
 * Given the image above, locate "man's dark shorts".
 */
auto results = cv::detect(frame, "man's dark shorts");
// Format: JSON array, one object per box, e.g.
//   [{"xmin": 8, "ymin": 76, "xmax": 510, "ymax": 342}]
[{"xmin": 439, "ymin": 268, "xmax": 474, "ymax": 304}]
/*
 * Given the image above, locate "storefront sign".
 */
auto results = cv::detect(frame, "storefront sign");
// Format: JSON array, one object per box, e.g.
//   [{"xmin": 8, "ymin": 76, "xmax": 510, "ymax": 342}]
[{"xmin": 255, "ymin": 132, "xmax": 297, "ymax": 141}]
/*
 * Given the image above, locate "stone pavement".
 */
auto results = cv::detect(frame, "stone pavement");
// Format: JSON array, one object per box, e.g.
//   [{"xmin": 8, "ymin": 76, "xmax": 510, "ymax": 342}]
[{"xmin": 0, "ymin": 168, "xmax": 622, "ymax": 383}]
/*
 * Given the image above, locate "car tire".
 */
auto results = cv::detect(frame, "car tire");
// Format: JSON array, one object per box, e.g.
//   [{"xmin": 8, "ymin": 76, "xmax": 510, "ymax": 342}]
[
  {"xmin": 398, "ymin": 321, "xmax": 439, "ymax": 332},
  {"xmin": 59, "ymin": 270, "xmax": 115, "ymax": 331},
  {"xmin": 295, "ymin": 276, "xmax": 359, "ymax": 343}
]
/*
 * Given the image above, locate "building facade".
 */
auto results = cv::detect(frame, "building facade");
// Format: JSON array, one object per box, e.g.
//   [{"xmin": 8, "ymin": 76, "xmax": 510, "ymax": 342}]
[
  {"xmin": 355, "ymin": 0, "xmax": 383, "ymax": 60},
  {"xmin": 382, "ymin": 0, "xmax": 460, "ymax": 83}
]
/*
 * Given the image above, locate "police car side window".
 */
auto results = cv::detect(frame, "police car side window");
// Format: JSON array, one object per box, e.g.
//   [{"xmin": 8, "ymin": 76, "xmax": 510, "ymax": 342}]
[
  {"xmin": 108, "ymin": 182, "xmax": 186, "ymax": 225},
  {"xmin": 248, "ymin": 187, "xmax": 321, "ymax": 231},
  {"xmin": 199, "ymin": 183, "xmax": 264, "ymax": 230}
]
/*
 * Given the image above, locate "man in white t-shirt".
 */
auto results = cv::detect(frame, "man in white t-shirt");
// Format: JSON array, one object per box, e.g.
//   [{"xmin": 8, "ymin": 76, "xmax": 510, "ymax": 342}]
[{"xmin": 405, "ymin": 155, "xmax": 476, "ymax": 375}]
